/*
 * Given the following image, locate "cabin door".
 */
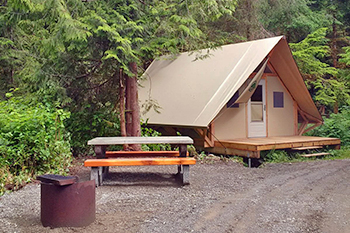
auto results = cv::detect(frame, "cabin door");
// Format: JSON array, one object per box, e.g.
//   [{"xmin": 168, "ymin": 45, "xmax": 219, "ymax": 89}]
[{"xmin": 248, "ymin": 79, "xmax": 266, "ymax": 138}]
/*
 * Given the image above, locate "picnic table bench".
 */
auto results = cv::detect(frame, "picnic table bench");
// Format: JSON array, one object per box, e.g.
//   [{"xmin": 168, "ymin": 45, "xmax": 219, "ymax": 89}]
[{"xmin": 84, "ymin": 136, "xmax": 196, "ymax": 186}]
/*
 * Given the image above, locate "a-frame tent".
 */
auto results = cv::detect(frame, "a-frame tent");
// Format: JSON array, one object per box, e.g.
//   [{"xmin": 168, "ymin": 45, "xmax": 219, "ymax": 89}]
[{"xmin": 139, "ymin": 36, "xmax": 339, "ymax": 156}]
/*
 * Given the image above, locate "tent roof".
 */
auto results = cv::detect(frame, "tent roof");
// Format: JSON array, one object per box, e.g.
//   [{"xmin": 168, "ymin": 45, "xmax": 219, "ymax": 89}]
[{"xmin": 139, "ymin": 36, "xmax": 322, "ymax": 128}]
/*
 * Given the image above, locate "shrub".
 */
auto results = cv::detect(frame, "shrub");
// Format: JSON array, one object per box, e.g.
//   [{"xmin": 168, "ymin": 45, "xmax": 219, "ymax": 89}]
[
  {"xmin": 65, "ymin": 104, "xmax": 121, "ymax": 155},
  {"xmin": 308, "ymin": 107, "xmax": 350, "ymax": 146},
  {"xmin": 0, "ymin": 97, "xmax": 72, "ymax": 195}
]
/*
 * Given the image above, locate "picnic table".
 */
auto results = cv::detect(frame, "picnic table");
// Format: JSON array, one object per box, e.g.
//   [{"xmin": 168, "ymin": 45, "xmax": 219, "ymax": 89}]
[{"xmin": 84, "ymin": 136, "xmax": 196, "ymax": 186}]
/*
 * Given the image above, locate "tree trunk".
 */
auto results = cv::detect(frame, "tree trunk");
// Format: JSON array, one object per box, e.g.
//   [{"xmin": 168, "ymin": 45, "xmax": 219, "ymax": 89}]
[
  {"xmin": 331, "ymin": 17, "xmax": 338, "ymax": 68},
  {"xmin": 334, "ymin": 101, "xmax": 339, "ymax": 114},
  {"xmin": 245, "ymin": 0, "xmax": 252, "ymax": 40},
  {"xmin": 125, "ymin": 62, "xmax": 141, "ymax": 151},
  {"xmin": 118, "ymin": 69, "xmax": 128, "ymax": 150},
  {"xmin": 125, "ymin": 74, "xmax": 132, "ymax": 137}
]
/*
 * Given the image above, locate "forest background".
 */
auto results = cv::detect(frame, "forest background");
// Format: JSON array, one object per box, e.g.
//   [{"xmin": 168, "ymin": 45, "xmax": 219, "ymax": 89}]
[{"xmin": 1, "ymin": 0, "xmax": 350, "ymax": 194}]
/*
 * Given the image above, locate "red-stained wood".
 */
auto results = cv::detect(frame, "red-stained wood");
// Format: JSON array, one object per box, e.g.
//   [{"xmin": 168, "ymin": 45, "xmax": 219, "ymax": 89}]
[
  {"xmin": 105, "ymin": 151, "xmax": 189, "ymax": 157},
  {"xmin": 84, "ymin": 157, "xmax": 196, "ymax": 167}
]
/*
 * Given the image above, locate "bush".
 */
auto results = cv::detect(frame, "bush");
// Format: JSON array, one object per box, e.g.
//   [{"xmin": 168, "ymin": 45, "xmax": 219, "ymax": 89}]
[
  {"xmin": 65, "ymin": 104, "xmax": 121, "ymax": 155},
  {"xmin": 0, "ymin": 97, "xmax": 72, "ymax": 195},
  {"xmin": 141, "ymin": 124, "xmax": 171, "ymax": 151},
  {"xmin": 309, "ymin": 107, "xmax": 350, "ymax": 146}
]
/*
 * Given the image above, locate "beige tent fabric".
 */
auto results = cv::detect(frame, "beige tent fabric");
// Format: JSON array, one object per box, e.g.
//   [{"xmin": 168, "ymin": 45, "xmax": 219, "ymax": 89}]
[
  {"xmin": 139, "ymin": 36, "xmax": 322, "ymax": 127},
  {"xmin": 235, "ymin": 59, "xmax": 268, "ymax": 103},
  {"xmin": 269, "ymin": 39, "xmax": 322, "ymax": 123}
]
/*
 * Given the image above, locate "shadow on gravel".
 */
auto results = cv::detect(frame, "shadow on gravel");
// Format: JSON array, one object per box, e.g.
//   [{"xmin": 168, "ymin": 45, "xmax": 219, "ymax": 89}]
[{"xmin": 102, "ymin": 172, "xmax": 183, "ymax": 187}]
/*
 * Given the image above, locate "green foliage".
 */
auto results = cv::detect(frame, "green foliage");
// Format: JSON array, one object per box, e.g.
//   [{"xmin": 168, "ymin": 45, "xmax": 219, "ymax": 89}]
[
  {"xmin": 66, "ymin": 103, "xmax": 121, "ymax": 155},
  {"xmin": 339, "ymin": 46, "xmax": 350, "ymax": 65},
  {"xmin": 261, "ymin": 148, "xmax": 350, "ymax": 164},
  {"xmin": 0, "ymin": 95, "xmax": 72, "ymax": 195},
  {"xmin": 263, "ymin": 150, "xmax": 294, "ymax": 163},
  {"xmin": 0, "ymin": 0, "xmax": 238, "ymax": 155},
  {"xmin": 290, "ymin": 28, "xmax": 337, "ymax": 77},
  {"xmin": 308, "ymin": 107, "xmax": 350, "ymax": 146},
  {"xmin": 328, "ymin": 146, "xmax": 350, "ymax": 160},
  {"xmin": 140, "ymin": 124, "xmax": 171, "ymax": 151},
  {"xmin": 290, "ymin": 28, "xmax": 350, "ymax": 111},
  {"xmin": 258, "ymin": 0, "xmax": 329, "ymax": 42}
]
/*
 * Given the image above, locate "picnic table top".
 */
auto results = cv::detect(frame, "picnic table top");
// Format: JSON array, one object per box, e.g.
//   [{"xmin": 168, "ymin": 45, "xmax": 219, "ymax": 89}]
[{"xmin": 87, "ymin": 136, "xmax": 193, "ymax": 146}]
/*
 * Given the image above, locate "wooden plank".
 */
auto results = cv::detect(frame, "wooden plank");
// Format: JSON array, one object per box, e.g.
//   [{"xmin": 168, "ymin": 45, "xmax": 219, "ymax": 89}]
[
  {"xmin": 205, "ymin": 147, "xmax": 260, "ymax": 158},
  {"xmin": 88, "ymin": 136, "xmax": 193, "ymax": 146},
  {"xmin": 84, "ymin": 158, "xmax": 196, "ymax": 167},
  {"xmin": 292, "ymin": 146, "xmax": 323, "ymax": 151},
  {"xmin": 105, "ymin": 151, "xmax": 189, "ymax": 157},
  {"xmin": 214, "ymin": 141, "xmax": 259, "ymax": 151},
  {"xmin": 214, "ymin": 136, "xmax": 341, "ymax": 152},
  {"xmin": 301, "ymin": 152, "xmax": 330, "ymax": 157}
]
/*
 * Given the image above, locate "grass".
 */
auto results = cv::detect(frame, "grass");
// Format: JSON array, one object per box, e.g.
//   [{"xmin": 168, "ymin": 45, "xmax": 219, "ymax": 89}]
[{"xmin": 261, "ymin": 146, "xmax": 350, "ymax": 164}]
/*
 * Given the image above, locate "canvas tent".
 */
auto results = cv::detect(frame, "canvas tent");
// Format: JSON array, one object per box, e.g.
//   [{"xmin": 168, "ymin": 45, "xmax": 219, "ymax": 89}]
[{"xmin": 139, "ymin": 36, "xmax": 324, "ymax": 150}]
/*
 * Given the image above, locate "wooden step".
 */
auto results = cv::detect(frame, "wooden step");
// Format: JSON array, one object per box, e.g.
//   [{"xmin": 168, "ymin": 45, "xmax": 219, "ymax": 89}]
[
  {"xmin": 292, "ymin": 146, "xmax": 323, "ymax": 151},
  {"xmin": 301, "ymin": 152, "xmax": 330, "ymax": 158}
]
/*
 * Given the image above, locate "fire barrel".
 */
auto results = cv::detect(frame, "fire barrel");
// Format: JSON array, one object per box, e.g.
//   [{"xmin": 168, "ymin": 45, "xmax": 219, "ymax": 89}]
[{"xmin": 37, "ymin": 174, "xmax": 95, "ymax": 228}]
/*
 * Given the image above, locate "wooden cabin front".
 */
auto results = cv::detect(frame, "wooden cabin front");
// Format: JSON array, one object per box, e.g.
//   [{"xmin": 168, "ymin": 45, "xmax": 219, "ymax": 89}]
[{"xmin": 139, "ymin": 36, "xmax": 341, "ymax": 158}]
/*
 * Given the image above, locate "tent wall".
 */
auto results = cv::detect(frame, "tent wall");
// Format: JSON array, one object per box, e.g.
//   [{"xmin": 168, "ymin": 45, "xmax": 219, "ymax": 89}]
[
  {"xmin": 212, "ymin": 74, "xmax": 296, "ymax": 141},
  {"xmin": 214, "ymin": 103, "xmax": 246, "ymax": 140},
  {"xmin": 269, "ymin": 39, "xmax": 322, "ymax": 123},
  {"xmin": 266, "ymin": 75, "xmax": 295, "ymax": 136}
]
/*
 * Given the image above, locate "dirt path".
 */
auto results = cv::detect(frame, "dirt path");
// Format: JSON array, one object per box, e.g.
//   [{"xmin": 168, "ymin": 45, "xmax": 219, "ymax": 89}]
[{"xmin": 1, "ymin": 159, "xmax": 349, "ymax": 233}]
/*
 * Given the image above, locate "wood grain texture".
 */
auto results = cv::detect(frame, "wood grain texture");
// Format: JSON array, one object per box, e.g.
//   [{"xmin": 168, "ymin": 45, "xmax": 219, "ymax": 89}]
[
  {"xmin": 105, "ymin": 151, "xmax": 189, "ymax": 157},
  {"xmin": 84, "ymin": 158, "xmax": 196, "ymax": 167},
  {"xmin": 88, "ymin": 136, "xmax": 193, "ymax": 145}
]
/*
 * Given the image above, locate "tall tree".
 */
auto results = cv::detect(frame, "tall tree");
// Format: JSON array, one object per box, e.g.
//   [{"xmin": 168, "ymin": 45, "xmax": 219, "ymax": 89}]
[
  {"xmin": 290, "ymin": 28, "xmax": 350, "ymax": 113},
  {"xmin": 0, "ymin": 0, "xmax": 237, "ymax": 152},
  {"xmin": 257, "ymin": 0, "xmax": 329, "ymax": 42}
]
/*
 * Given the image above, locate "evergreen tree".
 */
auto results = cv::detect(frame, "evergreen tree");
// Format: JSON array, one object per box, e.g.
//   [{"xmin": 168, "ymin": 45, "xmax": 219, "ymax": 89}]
[{"xmin": 290, "ymin": 28, "xmax": 350, "ymax": 113}]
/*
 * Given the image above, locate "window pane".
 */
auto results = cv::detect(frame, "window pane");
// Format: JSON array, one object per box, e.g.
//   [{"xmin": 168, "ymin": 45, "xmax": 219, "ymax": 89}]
[
  {"xmin": 273, "ymin": 92, "xmax": 284, "ymax": 108},
  {"xmin": 251, "ymin": 103, "xmax": 263, "ymax": 122},
  {"xmin": 251, "ymin": 85, "xmax": 262, "ymax": 101}
]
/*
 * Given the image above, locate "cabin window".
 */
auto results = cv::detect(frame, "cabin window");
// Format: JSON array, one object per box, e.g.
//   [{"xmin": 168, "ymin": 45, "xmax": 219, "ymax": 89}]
[
  {"xmin": 227, "ymin": 92, "xmax": 239, "ymax": 108},
  {"xmin": 250, "ymin": 85, "xmax": 264, "ymax": 121},
  {"xmin": 273, "ymin": 92, "xmax": 284, "ymax": 108}
]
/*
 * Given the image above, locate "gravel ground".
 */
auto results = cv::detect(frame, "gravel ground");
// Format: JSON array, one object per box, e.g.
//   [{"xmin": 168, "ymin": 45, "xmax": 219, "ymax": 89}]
[{"xmin": 1, "ymin": 158, "xmax": 350, "ymax": 233}]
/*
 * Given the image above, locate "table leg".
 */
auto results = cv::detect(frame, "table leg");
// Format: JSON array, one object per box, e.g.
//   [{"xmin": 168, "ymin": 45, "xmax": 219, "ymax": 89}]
[
  {"xmin": 94, "ymin": 146, "xmax": 108, "ymax": 182},
  {"xmin": 179, "ymin": 144, "xmax": 187, "ymax": 157},
  {"xmin": 177, "ymin": 165, "xmax": 182, "ymax": 175},
  {"xmin": 94, "ymin": 146, "xmax": 107, "ymax": 158},
  {"xmin": 182, "ymin": 165, "xmax": 190, "ymax": 185},
  {"xmin": 91, "ymin": 167, "xmax": 100, "ymax": 186}
]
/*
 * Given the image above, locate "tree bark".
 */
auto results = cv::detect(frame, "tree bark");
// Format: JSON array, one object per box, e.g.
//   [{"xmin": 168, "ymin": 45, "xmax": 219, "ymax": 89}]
[
  {"xmin": 331, "ymin": 17, "xmax": 338, "ymax": 68},
  {"xmin": 118, "ymin": 69, "xmax": 128, "ymax": 150},
  {"xmin": 125, "ymin": 72, "xmax": 132, "ymax": 137},
  {"xmin": 125, "ymin": 62, "xmax": 141, "ymax": 151}
]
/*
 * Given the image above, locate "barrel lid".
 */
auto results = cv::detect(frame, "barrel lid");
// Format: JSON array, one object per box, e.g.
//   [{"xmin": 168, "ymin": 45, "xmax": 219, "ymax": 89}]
[{"xmin": 37, "ymin": 174, "xmax": 78, "ymax": 186}]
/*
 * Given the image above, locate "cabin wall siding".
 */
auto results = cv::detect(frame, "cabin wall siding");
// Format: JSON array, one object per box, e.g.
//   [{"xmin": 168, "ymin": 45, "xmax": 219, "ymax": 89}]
[{"xmin": 267, "ymin": 76, "xmax": 295, "ymax": 136}]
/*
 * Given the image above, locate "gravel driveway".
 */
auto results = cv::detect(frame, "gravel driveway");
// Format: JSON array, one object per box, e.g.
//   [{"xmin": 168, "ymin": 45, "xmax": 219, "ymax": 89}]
[{"xmin": 1, "ymin": 159, "xmax": 350, "ymax": 233}]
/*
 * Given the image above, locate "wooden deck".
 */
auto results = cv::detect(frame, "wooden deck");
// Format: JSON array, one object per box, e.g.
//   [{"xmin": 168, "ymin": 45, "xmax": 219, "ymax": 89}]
[{"xmin": 206, "ymin": 136, "xmax": 341, "ymax": 158}]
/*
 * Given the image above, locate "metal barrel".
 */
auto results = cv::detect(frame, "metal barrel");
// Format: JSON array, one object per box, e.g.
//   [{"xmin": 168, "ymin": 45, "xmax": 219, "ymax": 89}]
[{"xmin": 40, "ymin": 178, "xmax": 95, "ymax": 228}]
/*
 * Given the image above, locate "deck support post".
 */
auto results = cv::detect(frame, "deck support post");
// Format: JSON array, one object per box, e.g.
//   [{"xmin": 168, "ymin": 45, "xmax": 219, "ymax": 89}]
[{"xmin": 247, "ymin": 153, "xmax": 251, "ymax": 168}]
